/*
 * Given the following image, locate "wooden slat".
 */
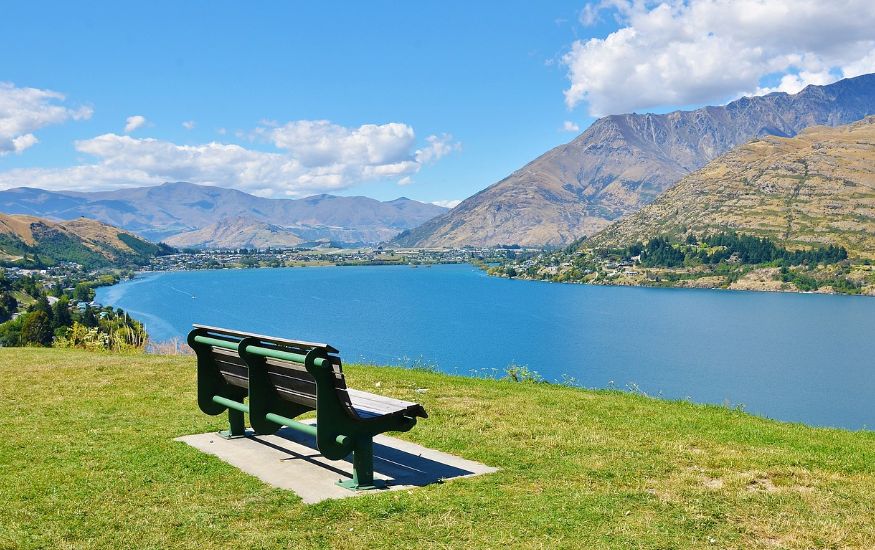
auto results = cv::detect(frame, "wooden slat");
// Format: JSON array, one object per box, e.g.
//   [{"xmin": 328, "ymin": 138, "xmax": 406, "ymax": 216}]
[
  {"xmin": 266, "ymin": 370, "xmax": 315, "ymax": 392},
  {"xmin": 271, "ymin": 385, "xmax": 317, "ymax": 408},
  {"xmin": 264, "ymin": 358, "xmax": 311, "ymax": 380},
  {"xmin": 213, "ymin": 348, "xmax": 249, "ymax": 388},
  {"xmin": 265, "ymin": 359, "xmax": 318, "ymax": 408},
  {"xmin": 347, "ymin": 389, "xmax": 428, "ymax": 418},
  {"xmin": 194, "ymin": 324, "xmax": 339, "ymax": 353}
]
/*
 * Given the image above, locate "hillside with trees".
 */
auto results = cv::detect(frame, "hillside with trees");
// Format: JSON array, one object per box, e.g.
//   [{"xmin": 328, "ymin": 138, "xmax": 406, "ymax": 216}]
[
  {"xmin": 0, "ymin": 268, "xmax": 146, "ymax": 350},
  {"xmin": 0, "ymin": 213, "xmax": 174, "ymax": 269},
  {"xmin": 492, "ymin": 117, "xmax": 875, "ymax": 295}
]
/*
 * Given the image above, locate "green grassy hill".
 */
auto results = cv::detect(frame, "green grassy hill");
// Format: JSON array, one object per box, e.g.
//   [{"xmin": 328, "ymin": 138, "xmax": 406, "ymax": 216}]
[{"xmin": 2, "ymin": 348, "xmax": 874, "ymax": 549}]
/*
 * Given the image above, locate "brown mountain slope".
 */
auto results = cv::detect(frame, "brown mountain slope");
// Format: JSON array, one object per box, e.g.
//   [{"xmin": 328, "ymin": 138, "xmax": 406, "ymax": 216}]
[
  {"xmin": 60, "ymin": 217, "xmax": 154, "ymax": 255},
  {"xmin": 586, "ymin": 116, "xmax": 875, "ymax": 258},
  {"xmin": 0, "ymin": 213, "xmax": 41, "ymax": 246},
  {"xmin": 393, "ymin": 73, "xmax": 875, "ymax": 248},
  {"xmin": 0, "ymin": 213, "xmax": 164, "ymax": 266},
  {"xmin": 164, "ymin": 217, "xmax": 306, "ymax": 249}
]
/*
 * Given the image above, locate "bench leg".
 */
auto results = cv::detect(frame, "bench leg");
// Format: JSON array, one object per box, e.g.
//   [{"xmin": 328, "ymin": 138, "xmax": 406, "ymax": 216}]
[
  {"xmin": 220, "ymin": 404, "xmax": 247, "ymax": 439},
  {"xmin": 336, "ymin": 436, "xmax": 384, "ymax": 491}
]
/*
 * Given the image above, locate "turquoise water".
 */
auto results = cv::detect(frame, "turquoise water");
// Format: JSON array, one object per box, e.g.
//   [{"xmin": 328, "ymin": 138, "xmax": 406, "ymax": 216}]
[{"xmin": 97, "ymin": 264, "xmax": 875, "ymax": 430}]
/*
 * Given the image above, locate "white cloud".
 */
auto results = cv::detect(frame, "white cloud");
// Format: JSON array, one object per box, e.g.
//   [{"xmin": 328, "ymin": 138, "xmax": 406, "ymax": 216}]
[
  {"xmin": 415, "ymin": 133, "xmax": 461, "ymax": 164},
  {"xmin": 840, "ymin": 49, "xmax": 875, "ymax": 80},
  {"xmin": 432, "ymin": 199, "xmax": 461, "ymax": 209},
  {"xmin": 11, "ymin": 134, "xmax": 40, "ymax": 154},
  {"xmin": 0, "ymin": 82, "xmax": 92, "ymax": 156},
  {"xmin": 561, "ymin": 121, "xmax": 580, "ymax": 132},
  {"xmin": 182, "ymin": 120, "xmax": 196, "ymax": 130},
  {"xmin": 258, "ymin": 120, "xmax": 418, "ymax": 167},
  {"xmin": 563, "ymin": 0, "xmax": 875, "ymax": 116},
  {"xmin": 754, "ymin": 70, "xmax": 837, "ymax": 95},
  {"xmin": 398, "ymin": 176, "xmax": 414, "ymax": 186},
  {"xmin": 124, "ymin": 115, "xmax": 150, "ymax": 134},
  {"xmin": 0, "ymin": 120, "xmax": 461, "ymax": 197}
]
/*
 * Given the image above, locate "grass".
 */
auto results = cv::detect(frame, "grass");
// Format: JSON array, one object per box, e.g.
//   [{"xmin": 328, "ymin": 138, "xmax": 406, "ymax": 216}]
[{"xmin": 2, "ymin": 347, "xmax": 874, "ymax": 549}]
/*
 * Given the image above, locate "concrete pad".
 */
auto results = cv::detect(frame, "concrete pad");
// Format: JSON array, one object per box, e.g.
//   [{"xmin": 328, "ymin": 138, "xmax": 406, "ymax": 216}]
[{"xmin": 175, "ymin": 424, "xmax": 497, "ymax": 504}]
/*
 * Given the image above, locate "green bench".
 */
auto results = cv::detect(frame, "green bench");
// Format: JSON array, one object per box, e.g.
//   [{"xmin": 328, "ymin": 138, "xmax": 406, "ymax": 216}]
[{"xmin": 187, "ymin": 325, "xmax": 428, "ymax": 490}]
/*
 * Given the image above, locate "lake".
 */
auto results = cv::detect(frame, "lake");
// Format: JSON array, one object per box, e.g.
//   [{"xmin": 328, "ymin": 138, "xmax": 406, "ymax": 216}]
[{"xmin": 97, "ymin": 263, "xmax": 875, "ymax": 431}]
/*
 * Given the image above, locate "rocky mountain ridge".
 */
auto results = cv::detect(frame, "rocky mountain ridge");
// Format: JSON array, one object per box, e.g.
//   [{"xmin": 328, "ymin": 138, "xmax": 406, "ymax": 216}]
[{"xmin": 392, "ymin": 73, "xmax": 875, "ymax": 248}]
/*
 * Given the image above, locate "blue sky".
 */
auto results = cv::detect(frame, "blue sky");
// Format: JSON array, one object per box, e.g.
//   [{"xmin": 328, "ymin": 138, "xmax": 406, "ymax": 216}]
[{"xmin": 1, "ymin": 1, "xmax": 874, "ymax": 207}]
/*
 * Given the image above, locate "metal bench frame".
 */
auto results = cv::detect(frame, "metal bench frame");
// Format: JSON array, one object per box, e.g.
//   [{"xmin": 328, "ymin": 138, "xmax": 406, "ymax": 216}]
[{"xmin": 187, "ymin": 325, "xmax": 427, "ymax": 490}]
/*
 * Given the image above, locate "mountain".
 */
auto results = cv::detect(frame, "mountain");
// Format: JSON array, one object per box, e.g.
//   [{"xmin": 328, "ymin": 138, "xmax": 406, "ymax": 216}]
[
  {"xmin": 0, "ymin": 182, "xmax": 448, "ymax": 247},
  {"xmin": 392, "ymin": 73, "xmax": 875, "ymax": 248},
  {"xmin": 584, "ymin": 116, "xmax": 875, "ymax": 258},
  {"xmin": 0, "ymin": 213, "xmax": 170, "ymax": 268},
  {"xmin": 163, "ymin": 216, "xmax": 306, "ymax": 249}
]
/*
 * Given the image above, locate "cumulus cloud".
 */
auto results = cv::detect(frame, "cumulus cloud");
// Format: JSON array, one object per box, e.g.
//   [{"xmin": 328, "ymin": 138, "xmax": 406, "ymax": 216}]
[
  {"xmin": 0, "ymin": 120, "xmax": 461, "ymax": 197},
  {"xmin": 124, "ymin": 115, "xmax": 150, "ymax": 134},
  {"xmin": 562, "ymin": 0, "xmax": 875, "ymax": 116},
  {"xmin": 256, "ymin": 120, "xmax": 419, "ymax": 170},
  {"xmin": 432, "ymin": 199, "xmax": 461, "ymax": 209},
  {"xmin": 0, "ymin": 82, "xmax": 92, "ymax": 156},
  {"xmin": 182, "ymin": 120, "xmax": 196, "ymax": 130},
  {"xmin": 11, "ymin": 134, "xmax": 40, "ymax": 154},
  {"xmin": 415, "ymin": 133, "xmax": 461, "ymax": 164},
  {"xmin": 561, "ymin": 121, "xmax": 580, "ymax": 132}
]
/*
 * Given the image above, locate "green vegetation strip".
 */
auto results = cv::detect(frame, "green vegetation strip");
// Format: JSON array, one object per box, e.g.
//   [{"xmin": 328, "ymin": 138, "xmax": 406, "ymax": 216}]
[{"xmin": 2, "ymin": 348, "xmax": 874, "ymax": 549}]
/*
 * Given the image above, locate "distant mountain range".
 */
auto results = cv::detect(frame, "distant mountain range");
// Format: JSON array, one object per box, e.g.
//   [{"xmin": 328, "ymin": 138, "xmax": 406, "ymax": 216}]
[
  {"xmin": 586, "ymin": 116, "xmax": 875, "ymax": 259},
  {"xmin": 0, "ymin": 182, "xmax": 447, "ymax": 248},
  {"xmin": 0, "ymin": 212, "xmax": 169, "ymax": 268},
  {"xmin": 392, "ymin": 73, "xmax": 875, "ymax": 248}
]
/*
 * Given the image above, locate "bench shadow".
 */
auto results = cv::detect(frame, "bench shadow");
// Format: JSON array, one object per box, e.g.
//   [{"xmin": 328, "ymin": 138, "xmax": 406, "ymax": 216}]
[
  {"xmin": 253, "ymin": 427, "xmax": 480, "ymax": 487},
  {"xmin": 246, "ymin": 433, "xmax": 352, "ymax": 479}
]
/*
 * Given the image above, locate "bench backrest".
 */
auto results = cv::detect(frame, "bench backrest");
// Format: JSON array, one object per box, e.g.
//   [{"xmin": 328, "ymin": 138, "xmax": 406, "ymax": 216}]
[
  {"xmin": 210, "ymin": 347, "xmax": 329, "ymax": 409},
  {"xmin": 189, "ymin": 324, "xmax": 357, "ymax": 417}
]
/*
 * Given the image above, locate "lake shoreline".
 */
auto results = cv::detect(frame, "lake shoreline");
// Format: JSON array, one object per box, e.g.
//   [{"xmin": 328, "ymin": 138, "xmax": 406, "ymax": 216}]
[
  {"xmin": 133, "ymin": 259, "xmax": 875, "ymax": 297},
  {"xmin": 497, "ymin": 264, "xmax": 875, "ymax": 297}
]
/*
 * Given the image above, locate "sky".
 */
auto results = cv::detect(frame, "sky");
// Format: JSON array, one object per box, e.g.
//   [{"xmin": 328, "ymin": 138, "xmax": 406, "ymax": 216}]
[{"xmin": 1, "ymin": 1, "xmax": 874, "ymax": 208}]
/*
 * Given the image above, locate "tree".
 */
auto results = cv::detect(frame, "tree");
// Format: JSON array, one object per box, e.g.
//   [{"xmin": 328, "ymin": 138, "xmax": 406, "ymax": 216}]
[
  {"xmin": 73, "ymin": 283, "xmax": 95, "ymax": 302},
  {"xmin": 21, "ymin": 311, "xmax": 54, "ymax": 347},
  {"xmin": 0, "ymin": 293, "xmax": 16, "ymax": 315},
  {"xmin": 79, "ymin": 306, "xmax": 99, "ymax": 328},
  {"xmin": 0, "ymin": 315, "xmax": 25, "ymax": 346},
  {"xmin": 31, "ymin": 294, "xmax": 53, "ymax": 325},
  {"xmin": 18, "ymin": 275, "xmax": 39, "ymax": 297},
  {"xmin": 52, "ymin": 296, "xmax": 73, "ymax": 330}
]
